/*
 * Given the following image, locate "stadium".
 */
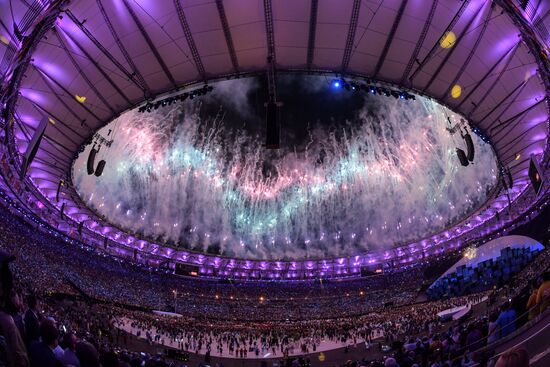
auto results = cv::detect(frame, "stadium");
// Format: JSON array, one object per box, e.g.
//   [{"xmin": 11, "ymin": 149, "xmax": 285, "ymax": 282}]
[{"xmin": 0, "ymin": 0, "xmax": 549, "ymax": 366}]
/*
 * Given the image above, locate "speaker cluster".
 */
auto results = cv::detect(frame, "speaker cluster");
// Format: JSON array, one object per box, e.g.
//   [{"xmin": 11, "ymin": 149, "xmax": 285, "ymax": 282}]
[
  {"xmin": 456, "ymin": 131, "xmax": 475, "ymax": 167},
  {"xmin": 86, "ymin": 145, "xmax": 106, "ymax": 177}
]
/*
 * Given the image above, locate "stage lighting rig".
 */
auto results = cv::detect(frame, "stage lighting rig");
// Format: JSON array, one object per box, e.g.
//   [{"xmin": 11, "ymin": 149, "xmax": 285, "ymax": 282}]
[
  {"xmin": 332, "ymin": 78, "xmax": 416, "ymax": 101},
  {"xmin": 138, "ymin": 85, "xmax": 214, "ymax": 113}
]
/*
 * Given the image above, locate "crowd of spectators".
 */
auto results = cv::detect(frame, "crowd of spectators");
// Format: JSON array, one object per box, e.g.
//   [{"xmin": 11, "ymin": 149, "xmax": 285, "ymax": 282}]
[
  {"xmin": 0, "ymin": 204, "xmax": 428, "ymax": 321},
  {"xmin": 0, "ymin": 200, "xmax": 549, "ymax": 367},
  {"xmin": 114, "ymin": 292, "xmax": 490, "ymax": 359}
]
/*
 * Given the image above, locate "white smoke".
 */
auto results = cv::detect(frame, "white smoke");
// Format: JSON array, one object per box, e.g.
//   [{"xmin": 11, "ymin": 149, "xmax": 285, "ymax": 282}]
[{"xmin": 73, "ymin": 76, "xmax": 497, "ymax": 260}]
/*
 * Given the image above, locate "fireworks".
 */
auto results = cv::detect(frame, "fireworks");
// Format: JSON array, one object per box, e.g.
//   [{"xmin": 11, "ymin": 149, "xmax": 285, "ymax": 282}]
[{"xmin": 73, "ymin": 76, "xmax": 497, "ymax": 260}]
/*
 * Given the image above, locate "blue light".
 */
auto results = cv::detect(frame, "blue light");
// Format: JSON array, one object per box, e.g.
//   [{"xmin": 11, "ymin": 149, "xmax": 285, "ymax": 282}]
[{"xmin": 332, "ymin": 79, "xmax": 341, "ymax": 89}]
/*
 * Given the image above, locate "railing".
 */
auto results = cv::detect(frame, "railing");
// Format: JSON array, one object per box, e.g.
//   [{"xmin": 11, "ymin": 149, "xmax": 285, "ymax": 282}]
[
  {"xmin": 449, "ymin": 299, "xmax": 550, "ymax": 365},
  {"xmin": 490, "ymin": 319, "xmax": 550, "ymax": 365}
]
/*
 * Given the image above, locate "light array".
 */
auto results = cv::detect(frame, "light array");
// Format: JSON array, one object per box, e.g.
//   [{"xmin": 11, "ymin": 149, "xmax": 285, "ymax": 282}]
[
  {"xmin": 138, "ymin": 85, "xmax": 214, "ymax": 113},
  {"xmin": 331, "ymin": 78, "xmax": 416, "ymax": 101}
]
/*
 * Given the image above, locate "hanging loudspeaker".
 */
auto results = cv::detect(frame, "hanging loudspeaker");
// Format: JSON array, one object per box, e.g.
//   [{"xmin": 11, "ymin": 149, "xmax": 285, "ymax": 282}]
[
  {"xmin": 464, "ymin": 133, "xmax": 475, "ymax": 162},
  {"xmin": 56, "ymin": 179, "xmax": 64, "ymax": 202},
  {"xmin": 94, "ymin": 160, "xmax": 106, "ymax": 177},
  {"xmin": 87, "ymin": 148, "xmax": 97, "ymax": 175},
  {"xmin": 456, "ymin": 148, "xmax": 469, "ymax": 167},
  {"xmin": 60, "ymin": 202, "xmax": 65, "ymax": 219},
  {"xmin": 20, "ymin": 116, "xmax": 48, "ymax": 179},
  {"xmin": 506, "ymin": 167, "xmax": 513, "ymax": 189}
]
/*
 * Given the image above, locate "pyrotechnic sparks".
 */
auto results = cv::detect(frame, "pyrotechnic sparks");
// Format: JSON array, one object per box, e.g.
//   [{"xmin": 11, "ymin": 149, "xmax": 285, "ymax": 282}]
[{"xmin": 73, "ymin": 76, "xmax": 497, "ymax": 260}]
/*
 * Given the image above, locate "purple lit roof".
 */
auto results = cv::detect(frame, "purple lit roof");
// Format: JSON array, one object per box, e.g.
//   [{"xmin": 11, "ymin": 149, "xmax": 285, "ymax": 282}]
[{"xmin": 0, "ymin": 0, "xmax": 548, "ymax": 280}]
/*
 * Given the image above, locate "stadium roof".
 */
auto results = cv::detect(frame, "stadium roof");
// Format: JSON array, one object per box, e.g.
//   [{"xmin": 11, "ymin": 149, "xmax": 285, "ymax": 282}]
[{"xmin": 0, "ymin": 0, "xmax": 548, "ymax": 278}]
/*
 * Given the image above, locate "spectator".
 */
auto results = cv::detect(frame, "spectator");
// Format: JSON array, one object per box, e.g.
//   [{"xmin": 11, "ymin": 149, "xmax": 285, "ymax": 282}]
[
  {"xmin": 0, "ymin": 250, "xmax": 29, "ymax": 367},
  {"xmin": 384, "ymin": 357, "xmax": 397, "ymax": 367},
  {"xmin": 465, "ymin": 323, "xmax": 483, "ymax": 351},
  {"xmin": 460, "ymin": 352, "xmax": 475, "ymax": 367},
  {"xmin": 7, "ymin": 289, "xmax": 25, "ymax": 342},
  {"xmin": 525, "ymin": 281, "xmax": 538, "ymax": 320},
  {"xmin": 494, "ymin": 348, "xmax": 529, "ymax": 367},
  {"xmin": 28, "ymin": 319, "xmax": 62, "ymax": 367},
  {"xmin": 487, "ymin": 311, "xmax": 499, "ymax": 344},
  {"xmin": 59, "ymin": 332, "xmax": 80, "ymax": 367},
  {"xmin": 24, "ymin": 295, "xmax": 40, "ymax": 347},
  {"xmin": 535, "ymin": 272, "xmax": 550, "ymax": 315},
  {"xmin": 99, "ymin": 351, "xmax": 118, "ymax": 367},
  {"xmin": 496, "ymin": 302, "xmax": 517, "ymax": 339},
  {"xmin": 75, "ymin": 341, "xmax": 100, "ymax": 367}
]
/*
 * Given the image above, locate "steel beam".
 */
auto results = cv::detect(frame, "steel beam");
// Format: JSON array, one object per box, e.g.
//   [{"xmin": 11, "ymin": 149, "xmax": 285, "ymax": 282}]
[
  {"xmin": 215, "ymin": 0, "xmax": 239, "ymax": 72},
  {"xmin": 306, "ymin": 0, "xmax": 319, "ymax": 69},
  {"xmin": 373, "ymin": 0, "xmax": 408, "ymax": 78},
  {"xmin": 174, "ymin": 0, "xmax": 206, "ymax": 79},
  {"xmin": 121, "ymin": 0, "xmax": 177, "ymax": 89},
  {"xmin": 409, "ymin": 0, "xmax": 470, "ymax": 83},
  {"xmin": 341, "ymin": 0, "xmax": 361, "ymax": 72},
  {"xmin": 456, "ymin": 43, "xmax": 518, "ymax": 110},
  {"xmin": 400, "ymin": 0, "xmax": 438, "ymax": 84},
  {"xmin": 59, "ymin": 28, "xmax": 132, "ymax": 106},
  {"xmin": 422, "ymin": 1, "xmax": 484, "ymax": 92},
  {"xmin": 441, "ymin": 3, "xmax": 493, "ymax": 100},
  {"xmin": 66, "ymin": 7, "xmax": 149, "ymax": 95},
  {"xmin": 54, "ymin": 30, "xmax": 116, "ymax": 115}
]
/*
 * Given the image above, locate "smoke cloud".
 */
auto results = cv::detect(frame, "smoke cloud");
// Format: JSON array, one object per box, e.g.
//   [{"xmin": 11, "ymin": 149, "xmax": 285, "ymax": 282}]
[{"xmin": 73, "ymin": 76, "xmax": 497, "ymax": 260}]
